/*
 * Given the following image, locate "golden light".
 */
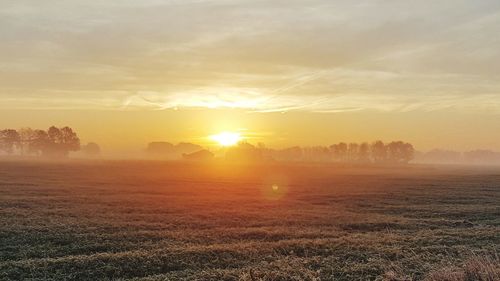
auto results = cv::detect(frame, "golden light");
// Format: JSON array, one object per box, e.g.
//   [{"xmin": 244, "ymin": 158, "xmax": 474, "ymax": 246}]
[{"xmin": 210, "ymin": 132, "xmax": 242, "ymax": 147}]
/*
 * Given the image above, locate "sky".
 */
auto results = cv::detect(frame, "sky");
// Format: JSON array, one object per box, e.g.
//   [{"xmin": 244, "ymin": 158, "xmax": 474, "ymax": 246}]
[{"xmin": 1, "ymin": 0, "xmax": 500, "ymax": 152}]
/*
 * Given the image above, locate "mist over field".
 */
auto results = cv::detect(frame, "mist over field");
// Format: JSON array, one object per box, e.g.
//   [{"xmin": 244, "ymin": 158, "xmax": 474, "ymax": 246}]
[{"xmin": 3, "ymin": 126, "xmax": 500, "ymax": 166}]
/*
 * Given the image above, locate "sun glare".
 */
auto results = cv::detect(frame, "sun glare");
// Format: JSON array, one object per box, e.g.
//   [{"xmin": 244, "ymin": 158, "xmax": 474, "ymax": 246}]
[{"xmin": 210, "ymin": 132, "xmax": 242, "ymax": 146}]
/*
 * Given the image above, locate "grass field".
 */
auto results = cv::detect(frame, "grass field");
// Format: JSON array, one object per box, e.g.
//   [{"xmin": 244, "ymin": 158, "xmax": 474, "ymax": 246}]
[{"xmin": 0, "ymin": 160, "xmax": 499, "ymax": 280}]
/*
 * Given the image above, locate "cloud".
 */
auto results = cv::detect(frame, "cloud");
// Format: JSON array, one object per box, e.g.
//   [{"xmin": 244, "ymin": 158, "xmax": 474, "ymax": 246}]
[{"xmin": 1, "ymin": 1, "xmax": 500, "ymax": 113}]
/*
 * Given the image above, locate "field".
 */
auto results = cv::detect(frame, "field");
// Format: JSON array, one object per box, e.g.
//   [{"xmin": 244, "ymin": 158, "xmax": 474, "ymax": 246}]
[{"xmin": 0, "ymin": 160, "xmax": 499, "ymax": 281}]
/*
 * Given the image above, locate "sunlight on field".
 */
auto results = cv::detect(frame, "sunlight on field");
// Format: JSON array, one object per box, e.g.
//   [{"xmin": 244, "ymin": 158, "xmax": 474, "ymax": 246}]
[{"xmin": 0, "ymin": 161, "xmax": 499, "ymax": 280}]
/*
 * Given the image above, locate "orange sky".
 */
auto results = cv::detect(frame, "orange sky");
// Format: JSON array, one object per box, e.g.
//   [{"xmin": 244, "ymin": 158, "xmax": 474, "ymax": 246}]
[
  {"xmin": 1, "ymin": 108, "xmax": 499, "ymax": 154},
  {"xmin": 1, "ymin": 1, "xmax": 500, "ymax": 153}
]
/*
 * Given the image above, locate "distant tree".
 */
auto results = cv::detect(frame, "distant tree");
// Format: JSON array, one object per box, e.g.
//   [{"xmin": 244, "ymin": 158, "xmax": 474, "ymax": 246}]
[
  {"xmin": 400, "ymin": 142, "xmax": 415, "ymax": 163},
  {"xmin": 347, "ymin": 143, "xmax": 359, "ymax": 162},
  {"xmin": 45, "ymin": 126, "xmax": 80, "ymax": 157},
  {"xmin": 386, "ymin": 141, "xmax": 415, "ymax": 163},
  {"xmin": 371, "ymin": 140, "xmax": 387, "ymax": 163},
  {"xmin": 30, "ymin": 130, "xmax": 51, "ymax": 156},
  {"xmin": 0, "ymin": 126, "xmax": 80, "ymax": 157},
  {"xmin": 387, "ymin": 141, "xmax": 400, "ymax": 163},
  {"xmin": 275, "ymin": 146, "xmax": 303, "ymax": 161},
  {"xmin": 47, "ymin": 126, "xmax": 61, "ymax": 145},
  {"xmin": 302, "ymin": 146, "xmax": 330, "ymax": 162},
  {"xmin": 82, "ymin": 142, "xmax": 101, "ymax": 156},
  {"xmin": 0, "ymin": 129, "xmax": 20, "ymax": 154},
  {"xmin": 358, "ymin": 142, "xmax": 370, "ymax": 162},
  {"xmin": 18, "ymin": 128, "xmax": 36, "ymax": 155},
  {"xmin": 226, "ymin": 142, "xmax": 264, "ymax": 162},
  {"xmin": 331, "ymin": 142, "xmax": 348, "ymax": 161},
  {"xmin": 60, "ymin": 127, "xmax": 80, "ymax": 152},
  {"xmin": 146, "ymin": 142, "xmax": 175, "ymax": 155},
  {"xmin": 215, "ymin": 140, "xmax": 417, "ymax": 164}
]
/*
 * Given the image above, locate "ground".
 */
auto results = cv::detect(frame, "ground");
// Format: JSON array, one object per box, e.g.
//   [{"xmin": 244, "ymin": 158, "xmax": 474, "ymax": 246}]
[{"xmin": 0, "ymin": 160, "xmax": 499, "ymax": 280}]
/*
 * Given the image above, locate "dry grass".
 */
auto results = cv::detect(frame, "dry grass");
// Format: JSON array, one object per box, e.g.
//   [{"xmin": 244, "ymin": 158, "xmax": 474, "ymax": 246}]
[
  {"xmin": 0, "ymin": 160, "xmax": 499, "ymax": 280},
  {"xmin": 384, "ymin": 255, "xmax": 500, "ymax": 281},
  {"xmin": 424, "ymin": 255, "xmax": 500, "ymax": 281}
]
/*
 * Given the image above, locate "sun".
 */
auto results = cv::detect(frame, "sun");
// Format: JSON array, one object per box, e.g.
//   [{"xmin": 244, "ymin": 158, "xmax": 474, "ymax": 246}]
[{"xmin": 210, "ymin": 132, "xmax": 242, "ymax": 147}]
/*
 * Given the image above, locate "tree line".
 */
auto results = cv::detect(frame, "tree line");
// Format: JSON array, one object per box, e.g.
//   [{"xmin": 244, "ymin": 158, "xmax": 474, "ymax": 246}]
[
  {"xmin": 145, "ymin": 140, "xmax": 415, "ymax": 164},
  {"xmin": 2, "ymin": 127, "xmax": 414, "ymax": 163},
  {"xmin": 225, "ymin": 140, "xmax": 415, "ymax": 164},
  {"xmin": 0, "ymin": 127, "xmax": 99, "ymax": 157}
]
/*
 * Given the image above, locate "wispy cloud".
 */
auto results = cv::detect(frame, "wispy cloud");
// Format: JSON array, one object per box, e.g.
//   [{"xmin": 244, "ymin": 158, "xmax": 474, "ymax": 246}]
[{"xmin": 1, "ymin": 1, "xmax": 500, "ymax": 113}]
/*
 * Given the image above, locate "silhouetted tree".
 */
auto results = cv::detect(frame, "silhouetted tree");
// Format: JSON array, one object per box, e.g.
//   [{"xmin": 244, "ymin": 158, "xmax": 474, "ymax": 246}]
[
  {"xmin": 82, "ymin": 142, "xmax": 101, "ymax": 156},
  {"xmin": 400, "ymin": 142, "xmax": 415, "ymax": 163},
  {"xmin": 331, "ymin": 142, "xmax": 348, "ymax": 161},
  {"xmin": 358, "ymin": 142, "xmax": 370, "ymax": 162},
  {"xmin": 226, "ymin": 142, "xmax": 264, "ymax": 162},
  {"xmin": 0, "ymin": 129, "xmax": 20, "ymax": 154},
  {"xmin": 371, "ymin": 140, "xmax": 387, "ymax": 163},
  {"xmin": 146, "ymin": 142, "xmax": 174, "ymax": 155},
  {"xmin": 386, "ymin": 141, "xmax": 415, "ymax": 163},
  {"xmin": 29, "ymin": 130, "xmax": 51, "ymax": 156},
  {"xmin": 387, "ymin": 141, "xmax": 400, "ymax": 163},
  {"xmin": 44, "ymin": 126, "xmax": 80, "ymax": 157},
  {"xmin": 302, "ymin": 146, "xmax": 330, "ymax": 162},
  {"xmin": 274, "ymin": 146, "xmax": 303, "ymax": 161},
  {"xmin": 347, "ymin": 143, "xmax": 359, "ymax": 162},
  {"xmin": 18, "ymin": 128, "xmax": 36, "ymax": 155}
]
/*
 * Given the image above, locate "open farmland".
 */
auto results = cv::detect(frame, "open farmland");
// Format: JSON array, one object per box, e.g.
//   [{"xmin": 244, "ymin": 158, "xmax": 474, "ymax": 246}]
[{"xmin": 0, "ymin": 160, "xmax": 499, "ymax": 280}]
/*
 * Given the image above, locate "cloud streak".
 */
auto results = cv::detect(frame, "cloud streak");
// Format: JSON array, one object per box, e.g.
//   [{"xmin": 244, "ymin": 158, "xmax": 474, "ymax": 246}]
[{"xmin": 1, "ymin": 1, "xmax": 500, "ymax": 113}]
